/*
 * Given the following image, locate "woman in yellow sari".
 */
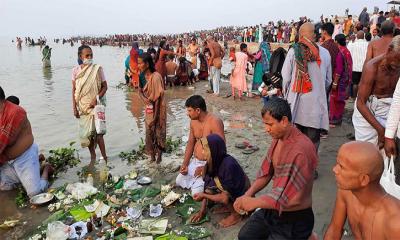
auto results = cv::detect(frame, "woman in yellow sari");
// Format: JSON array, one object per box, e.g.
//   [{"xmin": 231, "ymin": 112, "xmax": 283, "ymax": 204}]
[
  {"xmin": 138, "ymin": 53, "xmax": 166, "ymax": 163},
  {"xmin": 72, "ymin": 45, "xmax": 108, "ymax": 163}
]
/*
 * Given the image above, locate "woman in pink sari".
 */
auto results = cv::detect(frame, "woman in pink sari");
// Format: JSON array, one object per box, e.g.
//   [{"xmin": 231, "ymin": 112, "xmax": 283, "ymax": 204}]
[
  {"xmin": 330, "ymin": 34, "xmax": 353, "ymax": 127},
  {"xmin": 230, "ymin": 43, "xmax": 248, "ymax": 100}
]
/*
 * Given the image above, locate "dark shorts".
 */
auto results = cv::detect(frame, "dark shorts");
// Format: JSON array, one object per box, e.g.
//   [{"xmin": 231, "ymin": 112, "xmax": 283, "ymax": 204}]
[
  {"xmin": 352, "ymin": 71, "xmax": 362, "ymax": 85},
  {"xmin": 238, "ymin": 208, "xmax": 314, "ymax": 240}
]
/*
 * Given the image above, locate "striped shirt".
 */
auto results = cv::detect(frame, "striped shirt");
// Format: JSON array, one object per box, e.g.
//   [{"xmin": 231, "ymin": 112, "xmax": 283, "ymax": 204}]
[
  {"xmin": 257, "ymin": 126, "xmax": 318, "ymax": 212},
  {"xmin": 347, "ymin": 39, "xmax": 368, "ymax": 72}
]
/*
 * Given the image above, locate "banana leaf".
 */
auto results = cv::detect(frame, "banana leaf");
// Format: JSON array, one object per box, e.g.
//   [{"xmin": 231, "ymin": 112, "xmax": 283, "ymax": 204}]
[
  {"xmin": 69, "ymin": 206, "xmax": 92, "ymax": 221},
  {"xmin": 130, "ymin": 187, "xmax": 161, "ymax": 201}
]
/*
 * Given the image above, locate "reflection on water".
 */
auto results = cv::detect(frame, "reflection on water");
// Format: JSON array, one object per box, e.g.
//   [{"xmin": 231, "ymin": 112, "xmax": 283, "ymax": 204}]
[{"xmin": 42, "ymin": 65, "xmax": 53, "ymax": 80}]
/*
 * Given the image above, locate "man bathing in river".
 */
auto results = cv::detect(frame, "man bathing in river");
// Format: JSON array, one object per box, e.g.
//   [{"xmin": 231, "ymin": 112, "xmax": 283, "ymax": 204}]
[
  {"xmin": 0, "ymin": 86, "xmax": 53, "ymax": 198},
  {"xmin": 324, "ymin": 141, "xmax": 400, "ymax": 240},
  {"xmin": 176, "ymin": 95, "xmax": 224, "ymax": 195}
]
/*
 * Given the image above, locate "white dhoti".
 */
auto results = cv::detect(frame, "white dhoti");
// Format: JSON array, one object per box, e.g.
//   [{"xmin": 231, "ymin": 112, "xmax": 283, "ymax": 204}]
[
  {"xmin": 176, "ymin": 158, "xmax": 207, "ymax": 195},
  {"xmin": 352, "ymin": 96, "xmax": 392, "ymax": 145}
]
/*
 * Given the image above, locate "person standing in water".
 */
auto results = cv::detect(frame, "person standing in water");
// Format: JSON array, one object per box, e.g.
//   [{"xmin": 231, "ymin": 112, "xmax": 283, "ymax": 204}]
[
  {"xmin": 42, "ymin": 45, "xmax": 52, "ymax": 68},
  {"xmin": 138, "ymin": 53, "xmax": 166, "ymax": 163},
  {"xmin": 72, "ymin": 45, "xmax": 108, "ymax": 163}
]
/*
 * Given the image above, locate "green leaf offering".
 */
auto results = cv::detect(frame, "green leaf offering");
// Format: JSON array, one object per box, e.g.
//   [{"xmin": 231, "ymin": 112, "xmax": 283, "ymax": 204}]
[
  {"xmin": 69, "ymin": 206, "xmax": 92, "ymax": 221},
  {"xmin": 130, "ymin": 187, "xmax": 161, "ymax": 201}
]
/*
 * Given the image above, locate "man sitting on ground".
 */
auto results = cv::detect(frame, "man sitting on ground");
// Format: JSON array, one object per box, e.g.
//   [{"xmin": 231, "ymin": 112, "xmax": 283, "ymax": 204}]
[
  {"xmin": 176, "ymin": 95, "xmax": 224, "ymax": 195},
  {"xmin": 0, "ymin": 86, "xmax": 53, "ymax": 198},
  {"xmin": 324, "ymin": 141, "xmax": 400, "ymax": 239},
  {"xmin": 234, "ymin": 97, "xmax": 317, "ymax": 240}
]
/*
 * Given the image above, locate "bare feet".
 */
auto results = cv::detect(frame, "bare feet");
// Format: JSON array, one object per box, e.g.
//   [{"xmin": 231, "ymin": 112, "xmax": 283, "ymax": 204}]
[
  {"xmin": 212, "ymin": 205, "xmax": 231, "ymax": 214},
  {"xmin": 218, "ymin": 212, "xmax": 242, "ymax": 228},
  {"xmin": 329, "ymin": 124, "xmax": 336, "ymax": 128},
  {"xmin": 41, "ymin": 164, "xmax": 55, "ymax": 180}
]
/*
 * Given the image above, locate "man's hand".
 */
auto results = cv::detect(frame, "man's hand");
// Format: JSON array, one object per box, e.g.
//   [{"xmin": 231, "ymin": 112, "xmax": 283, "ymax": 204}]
[
  {"xmin": 190, "ymin": 210, "xmax": 205, "ymax": 223},
  {"xmin": 233, "ymin": 196, "xmax": 261, "ymax": 214},
  {"xmin": 378, "ymin": 127, "xmax": 385, "ymax": 149},
  {"xmin": 180, "ymin": 165, "xmax": 188, "ymax": 175},
  {"xmin": 261, "ymin": 89, "xmax": 267, "ymax": 96},
  {"xmin": 385, "ymin": 137, "xmax": 397, "ymax": 157},
  {"xmin": 332, "ymin": 83, "xmax": 338, "ymax": 91},
  {"xmin": 193, "ymin": 192, "xmax": 205, "ymax": 201},
  {"xmin": 74, "ymin": 109, "xmax": 80, "ymax": 119},
  {"xmin": 194, "ymin": 166, "xmax": 204, "ymax": 177}
]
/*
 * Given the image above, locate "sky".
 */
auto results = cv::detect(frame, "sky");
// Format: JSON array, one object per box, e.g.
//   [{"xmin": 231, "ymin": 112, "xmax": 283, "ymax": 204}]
[{"xmin": 0, "ymin": 0, "xmax": 392, "ymax": 37}]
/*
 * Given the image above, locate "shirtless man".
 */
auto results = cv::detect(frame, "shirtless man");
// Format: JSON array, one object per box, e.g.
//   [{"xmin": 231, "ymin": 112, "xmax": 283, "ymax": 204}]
[
  {"xmin": 165, "ymin": 54, "xmax": 177, "ymax": 88},
  {"xmin": 176, "ymin": 95, "xmax": 224, "ymax": 195},
  {"xmin": 324, "ymin": 141, "xmax": 400, "ymax": 240},
  {"xmin": 207, "ymin": 36, "xmax": 225, "ymax": 96},
  {"xmin": 176, "ymin": 40, "xmax": 186, "ymax": 60},
  {"xmin": 235, "ymin": 98, "xmax": 317, "ymax": 240},
  {"xmin": 365, "ymin": 20, "xmax": 395, "ymax": 63},
  {"xmin": 0, "ymin": 87, "xmax": 52, "ymax": 198},
  {"xmin": 352, "ymin": 36, "xmax": 400, "ymax": 148},
  {"xmin": 187, "ymin": 38, "xmax": 200, "ymax": 69}
]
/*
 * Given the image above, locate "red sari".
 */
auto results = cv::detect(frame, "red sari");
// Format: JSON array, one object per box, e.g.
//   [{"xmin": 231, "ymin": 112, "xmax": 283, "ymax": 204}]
[{"xmin": 129, "ymin": 48, "xmax": 139, "ymax": 88}]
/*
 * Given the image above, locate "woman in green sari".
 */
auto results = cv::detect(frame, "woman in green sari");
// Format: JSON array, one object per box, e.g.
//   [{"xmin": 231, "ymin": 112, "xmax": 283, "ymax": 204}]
[{"xmin": 252, "ymin": 40, "xmax": 271, "ymax": 91}]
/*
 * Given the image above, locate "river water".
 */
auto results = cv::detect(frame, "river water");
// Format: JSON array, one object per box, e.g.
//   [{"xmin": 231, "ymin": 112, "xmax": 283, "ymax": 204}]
[{"xmin": 0, "ymin": 39, "xmax": 201, "ymax": 239}]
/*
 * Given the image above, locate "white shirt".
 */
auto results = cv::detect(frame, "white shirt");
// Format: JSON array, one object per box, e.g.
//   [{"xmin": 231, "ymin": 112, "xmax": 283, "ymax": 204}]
[
  {"xmin": 347, "ymin": 39, "xmax": 368, "ymax": 72},
  {"xmin": 385, "ymin": 78, "xmax": 400, "ymax": 139}
]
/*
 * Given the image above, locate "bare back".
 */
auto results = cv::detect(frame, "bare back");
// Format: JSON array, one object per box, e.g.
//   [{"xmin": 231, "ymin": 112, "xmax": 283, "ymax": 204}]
[
  {"xmin": 165, "ymin": 61, "xmax": 177, "ymax": 75},
  {"xmin": 4, "ymin": 117, "xmax": 34, "ymax": 159},
  {"xmin": 366, "ymin": 36, "xmax": 393, "ymax": 63},
  {"xmin": 210, "ymin": 41, "xmax": 223, "ymax": 59},
  {"xmin": 341, "ymin": 190, "xmax": 400, "ymax": 240}
]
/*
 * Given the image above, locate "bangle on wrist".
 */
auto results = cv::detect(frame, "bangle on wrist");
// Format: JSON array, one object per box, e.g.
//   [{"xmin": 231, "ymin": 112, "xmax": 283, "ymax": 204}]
[{"xmin": 332, "ymin": 82, "xmax": 338, "ymax": 86}]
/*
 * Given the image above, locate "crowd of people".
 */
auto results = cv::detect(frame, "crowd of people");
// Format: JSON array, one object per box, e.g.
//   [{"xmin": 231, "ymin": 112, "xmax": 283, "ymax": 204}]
[{"xmin": 4, "ymin": 5, "xmax": 400, "ymax": 239}]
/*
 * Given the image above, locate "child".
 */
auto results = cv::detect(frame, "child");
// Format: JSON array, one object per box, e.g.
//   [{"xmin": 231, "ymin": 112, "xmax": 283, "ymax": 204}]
[
  {"xmin": 165, "ymin": 54, "xmax": 178, "ymax": 88},
  {"xmin": 258, "ymin": 73, "xmax": 282, "ymax": 105}
]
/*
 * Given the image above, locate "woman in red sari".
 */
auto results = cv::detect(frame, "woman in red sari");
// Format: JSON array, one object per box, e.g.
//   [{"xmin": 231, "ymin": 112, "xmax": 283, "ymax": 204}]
[
  {"xmin": 155, "ymin": 40, "xmax": 177, "ymax": 85},
  {"xmin": 329, "ymin": 34, "xmax": 353, "ymax": 127}
]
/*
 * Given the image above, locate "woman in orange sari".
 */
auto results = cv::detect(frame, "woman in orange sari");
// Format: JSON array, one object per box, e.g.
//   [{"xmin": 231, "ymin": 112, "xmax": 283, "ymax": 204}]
[
  {"xmin": 138, "ymin": 53, "xmax": 166, "ymax": 163},
  {"xmin": 129, "ymin": 42, "xmax": 140, "ymax": 88}
]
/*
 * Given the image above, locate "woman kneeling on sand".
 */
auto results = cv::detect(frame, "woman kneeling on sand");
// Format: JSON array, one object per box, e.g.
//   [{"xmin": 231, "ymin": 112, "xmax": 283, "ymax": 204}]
[{"xmin": 190, "ymin": 134, "xmax": 250, "ymax": 227}]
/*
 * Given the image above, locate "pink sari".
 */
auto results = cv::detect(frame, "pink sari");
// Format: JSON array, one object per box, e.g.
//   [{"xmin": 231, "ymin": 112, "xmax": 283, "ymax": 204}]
[{"xmin": 230, "ymin": 52, "xmax": 248, "ymax": 92}]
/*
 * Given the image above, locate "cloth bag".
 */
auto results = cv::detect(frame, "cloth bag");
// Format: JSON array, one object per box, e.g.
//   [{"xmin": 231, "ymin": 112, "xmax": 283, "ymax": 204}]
[
  {"xmin": 94, "ymin": 95, "xmax": 106, "ymax": 135},
  {"xmin": 380, "ymin": 156, "xmax": 400, "ymax": 199}
]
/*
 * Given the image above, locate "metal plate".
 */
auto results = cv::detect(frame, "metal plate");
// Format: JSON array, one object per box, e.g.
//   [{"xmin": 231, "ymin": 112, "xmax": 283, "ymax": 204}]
[
  {"xmin": 30, "ymin": 193, "xmax": 54, "ymax": 205},
  {"xmin": 137, "ymin": 176, "xmax": 152, "ymax": 185}
]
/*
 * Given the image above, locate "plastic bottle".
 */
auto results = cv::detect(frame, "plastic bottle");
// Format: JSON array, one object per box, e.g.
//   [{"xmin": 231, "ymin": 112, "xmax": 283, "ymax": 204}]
[
  {"xmin": 98, "ymin": 158, "xmax": 109, "ymax": 184},
  {"xmin": 86, "ymin": 174, "xmax": 94, "ymax": 186}
]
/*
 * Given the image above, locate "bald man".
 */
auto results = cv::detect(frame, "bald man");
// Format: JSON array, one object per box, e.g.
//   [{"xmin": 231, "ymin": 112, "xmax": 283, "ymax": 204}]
[
  {"xmin": 365, "ymin": 20, "xmax": 395, "ymax": 63},
  {"xmin": 324, "ymin": 141, "xmax": 400, "ymax": 240},
  {"xmin": 282, "ymin": 22, "xmax": 332, "ymax": 173}
]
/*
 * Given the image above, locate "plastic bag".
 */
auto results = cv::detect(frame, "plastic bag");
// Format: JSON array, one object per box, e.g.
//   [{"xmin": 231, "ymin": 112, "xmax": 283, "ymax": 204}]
[
  {"xmin": 94, "ymin": 95, "xmax": 106, "ymax": 135},
  {"xmin": 46, "ymin": 221, "xmax": 69, "ymax": 240},
  {"xmin": 380, "ymin": 156, "xmax": 400, "ymax": 199}
]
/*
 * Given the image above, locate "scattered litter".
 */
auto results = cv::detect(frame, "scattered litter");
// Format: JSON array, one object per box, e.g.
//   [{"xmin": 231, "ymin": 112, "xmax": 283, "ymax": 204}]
[
  {"xmin": 69, "ymin": 221, "xmax": 88, "ymax": 239},
  {"xmin": 123, "ymin": 179, "xmax": 142, "ymax": 190},
  {"xmin": 66, "ymin": 182, "xmax": 97, "ymax": 200},
  {"xmin": 137, "ymin": 176, "xmax": 152, "ymax": 185},
  {"xmin": 0, "ymin": 219, "xmax": 20, "ymax": 228},
  {"xmin": 161, "ymin": 191, "xmax": 181, "ymax": 207},
  {"xmin": 45, "ymin": 221, "xmax": 69, "ymax": 240},
  {"xmin": 126, "ymin": 206, "xmax": 142, "ymax": 220},
  {"xmin": 149, "ymin": 204, "xmax": 163, "ymax": 217}
]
